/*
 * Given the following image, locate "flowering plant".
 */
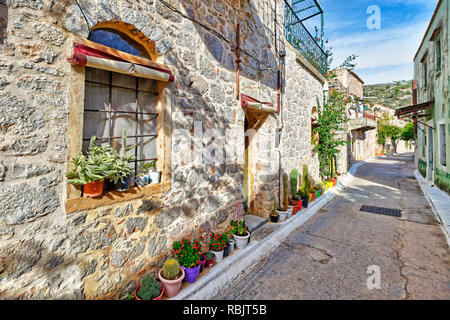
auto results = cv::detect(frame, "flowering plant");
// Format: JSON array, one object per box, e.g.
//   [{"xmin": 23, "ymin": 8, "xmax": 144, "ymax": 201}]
[
  {"xmin": 209, "ymin": 233, "xmax": 227, "ymax": 252},
  {"xmin": 172, "ymin": 237, "xmax": 203, "ymax": 269}
]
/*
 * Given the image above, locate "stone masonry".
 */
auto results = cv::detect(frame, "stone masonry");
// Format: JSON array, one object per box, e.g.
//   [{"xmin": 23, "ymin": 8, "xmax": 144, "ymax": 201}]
[{"xmin": 0, "ymin": 0, "xmax": 326, "ymax": 299}]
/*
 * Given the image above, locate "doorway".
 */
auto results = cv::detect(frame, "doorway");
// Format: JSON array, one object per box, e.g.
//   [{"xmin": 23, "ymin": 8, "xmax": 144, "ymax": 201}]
[{"xmin": 427, "ymin": 127, "xmax": 434, "ymax": 180}]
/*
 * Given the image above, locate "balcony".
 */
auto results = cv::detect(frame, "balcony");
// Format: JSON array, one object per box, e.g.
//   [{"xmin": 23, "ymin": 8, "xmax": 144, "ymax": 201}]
[
  {"xmin": 284, "ymin": 0, "xmax": 328, "ymax": 76},
  {"xmin": 349, "ymin": 112, "xmax": 377, "ymax": 132}
]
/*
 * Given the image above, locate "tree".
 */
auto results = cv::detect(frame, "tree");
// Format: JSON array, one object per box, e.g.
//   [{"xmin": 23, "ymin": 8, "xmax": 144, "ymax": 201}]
[
  {"xmin": 379, "ymin": 124, "xmax": 402, "ymax": 153},
  {"xmin": 401, "ymin": 122, "xmax": 414, "ymax": 142}
]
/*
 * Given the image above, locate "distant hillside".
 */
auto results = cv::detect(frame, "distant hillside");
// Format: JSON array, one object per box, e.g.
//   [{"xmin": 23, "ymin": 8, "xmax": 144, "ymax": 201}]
[{"xmin": 363, "ymin": 80, "xmax": 412, "ymax": 109}]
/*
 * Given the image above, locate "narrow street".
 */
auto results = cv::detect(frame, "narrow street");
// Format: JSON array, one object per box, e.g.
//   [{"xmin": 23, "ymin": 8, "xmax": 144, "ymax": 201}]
[{"xmin": 217, "ymin": 153, "xmax": 450, "ymax": 300}]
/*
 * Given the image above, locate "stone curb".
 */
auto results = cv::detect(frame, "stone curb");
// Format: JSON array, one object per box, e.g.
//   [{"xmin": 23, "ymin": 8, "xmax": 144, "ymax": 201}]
[
  {"xmin": 413, "ymin": 170, "xmax": 450, "ymax": 247},
  {"xmin": 173, "ymin": 161, "xmax": 369, "ymax": 300}
]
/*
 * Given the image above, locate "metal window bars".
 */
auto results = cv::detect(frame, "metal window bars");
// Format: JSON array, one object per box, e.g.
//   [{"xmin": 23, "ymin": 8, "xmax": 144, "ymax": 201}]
[{"xmin": 83, "ymin": 69, "xmax": 158, "ymax": 174}]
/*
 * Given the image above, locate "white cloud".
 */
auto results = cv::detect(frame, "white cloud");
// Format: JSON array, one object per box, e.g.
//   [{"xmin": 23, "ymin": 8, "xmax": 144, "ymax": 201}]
[
  {"xmin": 330, "ymin": 20, "xmax": 429, "ymax": 79},
  {"xmin": 357, "ymin": 64, "xmax": 414, "ymax": 85}
]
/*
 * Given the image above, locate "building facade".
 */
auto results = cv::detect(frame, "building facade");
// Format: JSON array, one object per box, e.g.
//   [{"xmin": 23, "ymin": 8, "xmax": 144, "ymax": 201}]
[
  {"xmin": 397, "ymin": 0, "xmax": 449, "ymax": 194},
  {"xmin": 0, "ymin": 0, "xmax": 328, "ymax": 299},
  {"xmin": 330, "ymin": 68, "xmax": 377, "ymax": 172},
  {"xmin": 374, "ymin": 103, "xmax": 413, "ymax": 155}
]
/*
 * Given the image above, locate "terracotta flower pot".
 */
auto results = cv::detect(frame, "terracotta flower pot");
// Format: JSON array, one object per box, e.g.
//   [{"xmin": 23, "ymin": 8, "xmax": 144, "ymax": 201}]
[
  {"xmin": 158, "ymin": 267, "xmax": 185, "ymax": 298},
  {"xmin": 296, "ymin": 200, "xmax": 303, "ymax": 212},
  {"xmin": 206, "ymin": 259, "xmax": 214, "ymax": 268},
  {"xmin": 83, "ymin": 180, "xmax": 104, "ymax": 198},
  {"xmin": 289, "ymin": 205, "xmax": 298, "ymax": 215},
  {"xmin": 134, "ymin": 283, "xmax": 165, "ymax": 300}
]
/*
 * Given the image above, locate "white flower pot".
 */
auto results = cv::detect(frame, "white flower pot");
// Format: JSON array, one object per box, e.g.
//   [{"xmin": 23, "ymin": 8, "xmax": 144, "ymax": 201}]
[
  {"xmin": 287, "ymin": 207, "xmax": 293, "ymax": 218},
  {"xmin": 228, "ymin": 239, "xmax": 235, "ymax": 251},
  {"xmin": 277, "ymin": 210, "xmax": 288, "ymax": 222},
  {"xmin": 212, "ymin": 250, "xmax": 224, "ymax": 263},
  {"xmin": 233, "ymin": 232, "xmax": 250, "ymax": 250},
  {"xmin": 148, "ymin": 171, "xmax": 161, "ymax": 184}
]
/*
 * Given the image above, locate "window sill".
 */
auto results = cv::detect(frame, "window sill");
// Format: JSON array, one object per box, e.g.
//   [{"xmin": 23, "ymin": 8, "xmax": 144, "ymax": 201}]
[{"xmin": 65, "ymin": 181, "xmax": 171, "ymax": 214}]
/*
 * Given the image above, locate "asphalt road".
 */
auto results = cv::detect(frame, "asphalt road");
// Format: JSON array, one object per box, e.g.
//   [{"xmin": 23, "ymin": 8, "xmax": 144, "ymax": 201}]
[{"xmin": 217, "ymin": 153, "xmax": 450, "ymax": 300}]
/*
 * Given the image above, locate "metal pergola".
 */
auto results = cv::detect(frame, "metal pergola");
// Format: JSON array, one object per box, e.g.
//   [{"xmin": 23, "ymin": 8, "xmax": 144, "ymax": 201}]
[{"xmin": 285, "ymin": 0, "xmax": 325, "ymax": 49}]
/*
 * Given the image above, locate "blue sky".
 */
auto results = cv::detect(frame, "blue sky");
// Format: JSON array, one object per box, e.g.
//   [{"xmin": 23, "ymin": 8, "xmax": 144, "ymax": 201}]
[{"xmin": 303, "ymin": 0, "xmax": 439, "ymax": 85}]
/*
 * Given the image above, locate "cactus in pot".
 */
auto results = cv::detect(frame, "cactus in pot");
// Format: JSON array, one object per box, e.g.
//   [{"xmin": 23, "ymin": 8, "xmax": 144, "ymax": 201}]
[
  {"xmin": 270, "ymin": 193, "xmax": 279, "ymax": 223},
  {"xmin": 290, "ymin": 169, "xmax": 299, "ymax": 200},
  {"xmin": 135, "ymin": 275, "xmax": 163, "ymax": 300},
  {"xmin": 158, "ymin": 258, "xmax": 185, "ymax": 298}
]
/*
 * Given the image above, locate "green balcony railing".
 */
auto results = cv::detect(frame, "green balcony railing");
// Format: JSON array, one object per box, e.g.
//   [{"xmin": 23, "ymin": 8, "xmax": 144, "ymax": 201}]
[{"xmin": 284, "ymin": 1, "xmax": 328, "ymax": 76}]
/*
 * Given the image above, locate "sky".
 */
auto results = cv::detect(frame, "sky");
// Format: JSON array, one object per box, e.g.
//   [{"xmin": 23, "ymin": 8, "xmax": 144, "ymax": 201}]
[{"xmin": 302, "ymin": 0, "xmax": 440, "ymax": 85}]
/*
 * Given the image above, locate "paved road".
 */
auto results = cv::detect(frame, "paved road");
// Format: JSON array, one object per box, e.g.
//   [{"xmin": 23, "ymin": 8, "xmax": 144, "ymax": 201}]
[{"xmin": 217, "ymin": 153, "xmax": 450, "ymax": 300}]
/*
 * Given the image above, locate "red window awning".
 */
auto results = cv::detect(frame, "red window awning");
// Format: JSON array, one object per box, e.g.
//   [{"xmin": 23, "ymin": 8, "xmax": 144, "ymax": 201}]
[
  {"xmin": 241, "ymin": 94, "xmax": 278, "ymax": 114},
  {"xmin": 68, "ymin": 41, "xmax": 174, "ymax": 83}
]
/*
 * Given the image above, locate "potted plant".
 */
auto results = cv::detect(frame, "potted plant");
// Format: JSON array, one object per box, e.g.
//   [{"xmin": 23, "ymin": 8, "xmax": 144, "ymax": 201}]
[
  {"xmin": 298, "ymin": 188, "xmax": 309, "ymax": 208},
  {"xmin": 135, "ymin": 275, "xmax": 164, "ymax": 300},
  {"xmin": 230, "ymin": 202, "xmax": 251, "ymax": 250},
  {"xmin": 199, "ymin": 254, "xmax": 207, "ymax": 273},
  {"xmin": 158, "ymin": 258, "xmax": 185, "ymax": 298},
  {"xmin": 222, "ymin": 233, "xmax": 231, "ymax": 257},
  {"xmin": 288, "ymin": 198, "xmax": 298, "ymax": 215},
  {"xmin": 290, "ymin": 169, "xmax": 299, "ymax": 202},
  {"xmin": 205, "ymin": 252, "xmax": 214, "ymax": 268},
  {"xmin": 314, "ymin": 185, "xmax": 322, "ymax": 198},
  {"xmin": 210, "ymin": 232, "xmax": 226, "ymax": 263},
  {"xmin": 276, "ymin": 174, "xmax": 289, "ymax": 221},
  {"xmin": 135, "ymin": 173, "xmax": 148, "ymax": 187},
  {"xmin": 65, "ymin": 136, "xmax": 110, "ymax": 198},
  {"xmin": 230, "ymin": 219, "xmax": 251, "ymax": 249},
  {"xmin": 228, "ymin": 238, "xmax": 235, "ymax": 252},
  {"xmin": 270, "ymin": 194, "xmax": 279, "ymax": 223},
  {"xmin": 172, "ymin": 237, "xmax": 203, "ymax": 284},
  {"xmin": 106, "ymin": 129, "xmax": 136, "ymax": 192},
  {"xmin": 143, "ymin": 159, "xmax": 161, "ymax": 185}
]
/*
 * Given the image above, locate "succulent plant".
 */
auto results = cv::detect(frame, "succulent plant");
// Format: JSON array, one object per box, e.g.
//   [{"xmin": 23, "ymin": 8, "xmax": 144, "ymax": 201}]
[
  {"xmin": 65, "ymin": 136, "xmax": 110, "ymax": 185},
  {"xmin": 138, "ymin": 275, "xmax": 162, "ymax": 300},
  {"xmin": 161, "ymin": 258, "xmax": 181, "ymax": 280},
  {"xmin": 302, "ymin": 164, "xmax": 309, "ymax": 191},
  {"xmin": 282, "ymin": 173, "xmax": 289, "ymax": 211},
  {"xmin": 271, "ymin": 194, "xmax": 278, "ymax": 216},
  {"xmin": 290, "ymin": 169, "xmax": 298, "ymax": 199}
]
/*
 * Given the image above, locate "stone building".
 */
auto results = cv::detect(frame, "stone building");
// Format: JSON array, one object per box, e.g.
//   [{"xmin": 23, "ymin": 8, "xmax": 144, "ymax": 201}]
[
  {"xmin": 374, "ymin": 103, "xmax": 413, "ymax": 155},
  {"xmin": 0, "ymin": 0, "xmax": 328, "ymax": 299},
  {"xmin": 330, "ymin": 68, "xmax": 377, "ymax": 172},
  {"xmin": 396, "ymin": 0, "xmax": 449, "ymax": 194}
]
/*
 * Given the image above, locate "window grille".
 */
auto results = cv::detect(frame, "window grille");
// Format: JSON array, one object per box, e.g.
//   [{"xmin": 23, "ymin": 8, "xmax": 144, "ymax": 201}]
[{"xmin": 82, "ymin": 67, "xmax": 158, "ymax": 175}]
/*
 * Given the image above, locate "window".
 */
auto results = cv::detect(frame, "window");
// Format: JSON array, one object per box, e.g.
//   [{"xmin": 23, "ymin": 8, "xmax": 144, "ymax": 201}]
[
  {"xmin": 435, "ymin": 36, "xmax": 441, "ymax": 73},
  {"xmin": 423, "ymin": 61, "xmax": 428, "ymax": 87},
  {"xmin": 439, "ymin": 124, "xmax": 447, "ymax": 166},
  {"xmin": 88, "ymin": 28, "xmax": 151, "ymax": 59},
  {"xmin": 83, "ymin": 67, "xmax": 158, "ymax": 175},
  {"xmin": 422, "ymin": 129, "xmax": 426, "ymax": 157}
]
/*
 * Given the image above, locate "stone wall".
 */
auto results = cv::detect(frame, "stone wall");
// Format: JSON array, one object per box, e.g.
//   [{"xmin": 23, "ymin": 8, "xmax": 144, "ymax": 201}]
[{"xmin": 0, "ymin": 0, "xmax": 325, "ymax": 299}]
